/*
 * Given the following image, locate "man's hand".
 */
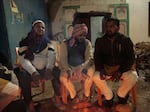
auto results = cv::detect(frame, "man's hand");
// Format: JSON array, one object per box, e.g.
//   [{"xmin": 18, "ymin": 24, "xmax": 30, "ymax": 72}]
[
  {"xmin": 111, "ymin": 72, "xmax": 122, "ymax": 82},
  {"xmin": 81, "ymin": 68, "xmax": 90, "ymax": 79},
  {"xmin": 32, "ymin": 71, "xmax": 40, "ymax": 87},
  {"xmin": 74, "ymin": 66, "xmax": 82, "ymax": 76},
  {"xmin": 67, "ymin": 69, "xmax": 73, "ymax": 80},
  {"xmin": 44, "ymin": 68, "xmax": 53, "ymax": 80},
  {"xmin": 51, "ymin": 66, "xmax": 61, "ymax": 79},
  {"xmin": 99, "ymin": 69, "xmax": 106, "ymax": 80}
]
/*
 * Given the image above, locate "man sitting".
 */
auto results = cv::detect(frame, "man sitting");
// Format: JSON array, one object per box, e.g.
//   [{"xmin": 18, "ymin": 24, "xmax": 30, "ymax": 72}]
[{"xmin": 60, "ymin": 23, "xmax": 94, "ymax": 108}]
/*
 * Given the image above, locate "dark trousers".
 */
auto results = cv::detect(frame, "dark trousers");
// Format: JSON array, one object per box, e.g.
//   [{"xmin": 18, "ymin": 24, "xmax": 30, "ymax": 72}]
[{"xmin": 14, "ymin": 67, "xmax": 61, "ymax": 104}]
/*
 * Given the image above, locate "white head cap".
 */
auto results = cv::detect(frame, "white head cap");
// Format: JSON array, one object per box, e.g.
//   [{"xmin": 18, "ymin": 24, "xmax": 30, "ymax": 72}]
[{"xmin": 32, "ymin": 20, "xmax": 45, "ymax": 27}]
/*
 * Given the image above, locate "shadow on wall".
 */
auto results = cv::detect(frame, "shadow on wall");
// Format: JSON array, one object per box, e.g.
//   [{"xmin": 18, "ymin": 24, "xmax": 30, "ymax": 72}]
[
  {"xmin": 0, "ymin": 52, "xmax": 11, "ymax": 69},
  {"xmin": 52, "ymin": 32, "xmax": 65, "ymax": 42}
]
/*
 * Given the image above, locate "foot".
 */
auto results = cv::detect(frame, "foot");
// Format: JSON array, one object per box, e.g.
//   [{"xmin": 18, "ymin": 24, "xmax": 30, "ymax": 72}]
[
  {"xmin": 27, "ymin": 101, "xmax": 36, "ymax": 112},
  {"xmin": 72, "ymin": 101, "xmax": 92, "ymax": 109},
  {"xmin": 81, "ymin": 95, "xmax": 89, "ymax": 102},
  {"xmin": 103, "ymin": 99, "xmax": 114, "ymax": 107},
  {"xmin": 55, "ymin": 103, "xmax": 66, "ymax": 111},
  {"xmin": 71, "ymin": 96, "xmax": 80, "ymax": 104},
  {"xmin": 115, "ymin": 104, "xmax": 133, "ymax": 112},
  {"xmin": 53, "ymin": 95, "xmax": 66, "ymax": 111},
  {"xmin": 102, "ymin": 106, "xmax": 113, "ymax": 112}
]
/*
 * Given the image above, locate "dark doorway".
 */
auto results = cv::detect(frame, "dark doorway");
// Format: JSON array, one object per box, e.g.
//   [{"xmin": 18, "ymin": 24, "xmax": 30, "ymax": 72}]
[
  {"xmin": 73, "ymin": 12, "xmax": 111, "ymax": 46},
  {"xmin": 0, "ymin": 0, "xmax": 12, "ymax": 69}
]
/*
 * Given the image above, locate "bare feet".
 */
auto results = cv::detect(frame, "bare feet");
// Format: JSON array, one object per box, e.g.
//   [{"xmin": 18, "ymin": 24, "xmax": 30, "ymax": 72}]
[{"xmin": 53, "ymin": 95, "xmax": 66, "ymax": 111}]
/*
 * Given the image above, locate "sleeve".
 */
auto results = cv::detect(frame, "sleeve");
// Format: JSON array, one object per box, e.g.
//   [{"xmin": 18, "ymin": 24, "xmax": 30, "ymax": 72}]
[
  {"xmin": 18, "ymin": 46, "xmax": 37, "ymax": 75},
  {"xmin": 94, "ymin": 38, "xmax": 104, "ymax": 72},
  {"xmin": 82, "ymin": 39, "xmax": 94, "ymax": 69},
  {"xmin": 119, "ymin": 38, "xmax": 136, "ymax": 74},
  {"xmin": 46, "ymin": 43, "xmax": 56, "ymax": 70},
  {"xmin": 60, "ymin": 41, "xmax": 71, "ymax": 71}
]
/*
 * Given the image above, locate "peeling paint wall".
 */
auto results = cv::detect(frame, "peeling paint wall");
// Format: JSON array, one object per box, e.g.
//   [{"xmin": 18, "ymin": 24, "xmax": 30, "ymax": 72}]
[
  {"xmin": 49, "ymin": 0, "xmax": 126, "ymax": 37},
  {"xmin": 48, "ymin": 0, "xmax": 150, "ymax": 44},
  {"xmin": 2, "ymin": 0, "xmax": 48, "ymax": 67}
]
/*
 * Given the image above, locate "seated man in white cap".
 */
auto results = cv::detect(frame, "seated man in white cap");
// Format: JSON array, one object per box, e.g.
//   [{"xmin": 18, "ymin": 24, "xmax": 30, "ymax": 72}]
[
  {"xmin": 60, "ymin": 23, "xmax": 94, "ymax": 107},
  {"xmin": 14, "ymin": 20, "xmax": 65, "ymax": 112}
]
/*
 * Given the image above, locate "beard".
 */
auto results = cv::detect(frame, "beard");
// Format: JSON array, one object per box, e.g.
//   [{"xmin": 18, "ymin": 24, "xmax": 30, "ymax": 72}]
[
  {"xmin": 30, "ymin": 31, "xmax": 44, "ymax": 43},
  {"xmin": 106, "ymin": 32, "xmax": 117, "ymax": 38}
]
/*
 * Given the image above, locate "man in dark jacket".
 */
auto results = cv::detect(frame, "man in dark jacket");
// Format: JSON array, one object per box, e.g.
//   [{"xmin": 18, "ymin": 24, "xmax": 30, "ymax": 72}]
[{"xmin": 93, "ymin": 18, "xmax": 138, "ymax": 107}]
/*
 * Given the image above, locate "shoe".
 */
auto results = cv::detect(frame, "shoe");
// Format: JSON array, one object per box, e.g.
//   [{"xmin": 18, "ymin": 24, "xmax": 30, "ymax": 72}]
[
  {"xmin": 103, "ymin": 93, "xmax": 115, "ymax": 107},
  {"xmin": 117, "ymin": 94, "xmax": 129, "ymax": 104},
  {"xmin": 103, "ymin": 99, "xmax": 114, "ymax": 107}
]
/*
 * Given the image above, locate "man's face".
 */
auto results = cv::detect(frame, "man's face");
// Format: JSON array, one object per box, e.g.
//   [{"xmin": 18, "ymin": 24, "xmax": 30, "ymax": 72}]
[
  {"xmin": 105, "ymin": 21, "xmax": 119, "ymax": 37},
  {"xmin": 76, "ymin": 33, "xmax": 86, "ymax": 40},
  {"xmin": 33, "ymin": 22, "xmax": 45, "ymax": 37}
]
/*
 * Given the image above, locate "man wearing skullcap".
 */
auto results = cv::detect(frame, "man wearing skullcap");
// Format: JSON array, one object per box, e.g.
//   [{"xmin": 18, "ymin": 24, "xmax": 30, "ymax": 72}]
[
  {"xmin": 59, "ymin": 23, "xmax": 94, "ymax": 107},
  {"xmin": 15, "ymin": 20, "xmax": 65, "ymax": 111}
]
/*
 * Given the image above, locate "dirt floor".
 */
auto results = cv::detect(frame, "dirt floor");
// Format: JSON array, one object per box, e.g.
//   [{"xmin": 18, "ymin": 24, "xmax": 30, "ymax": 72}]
[
  {"xmin": 31, "ymin": 76, "xmax": 150, "ymax": 112},
  {"xmin": 4, "ymin": 76, "xmax": 150, "ymax": 112}
]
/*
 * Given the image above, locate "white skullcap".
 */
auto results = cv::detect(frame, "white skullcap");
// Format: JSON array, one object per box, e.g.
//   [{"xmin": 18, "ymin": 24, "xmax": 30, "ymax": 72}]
[{"xmin": 32, "ymin": 20, "xmax": 45, "ymax": 27}]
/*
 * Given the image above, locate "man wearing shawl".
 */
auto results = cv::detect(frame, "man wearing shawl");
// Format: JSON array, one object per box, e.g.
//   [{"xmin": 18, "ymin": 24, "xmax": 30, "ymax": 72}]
[
  {"xmin": 15, "ymin": 20, "xmax": 65, "ymax": 112},
  {"xmin": 60, "ymin": 23, "xmax": 94, "ymax": 106}
]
